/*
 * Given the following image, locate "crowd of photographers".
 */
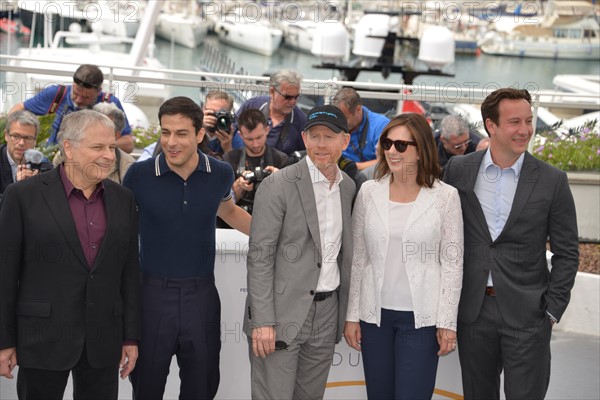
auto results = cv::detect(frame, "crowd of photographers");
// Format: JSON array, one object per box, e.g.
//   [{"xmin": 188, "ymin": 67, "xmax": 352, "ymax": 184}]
[{"xmin": 1, "ymin": 68, "xmax": 487, "ymax": 216}]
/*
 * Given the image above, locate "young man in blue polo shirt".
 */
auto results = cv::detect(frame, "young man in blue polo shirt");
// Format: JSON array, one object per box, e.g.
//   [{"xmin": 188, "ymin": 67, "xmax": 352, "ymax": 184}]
[
  {"xmin": 123, "ymin": 96, "xmax": 251, "ymax": 399},
  {"xmin": 9, "ymin": 64, "xmax": 134, "ymax": 153}
]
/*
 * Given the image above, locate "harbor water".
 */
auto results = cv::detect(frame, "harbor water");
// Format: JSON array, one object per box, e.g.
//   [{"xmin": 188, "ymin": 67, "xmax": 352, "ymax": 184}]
[{"xmin": 2, "ymin": 27, "xmax": 599, "ymax": 106}]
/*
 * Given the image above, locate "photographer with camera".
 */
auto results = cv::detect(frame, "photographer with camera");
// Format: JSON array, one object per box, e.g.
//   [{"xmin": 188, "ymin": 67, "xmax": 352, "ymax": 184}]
[
  {"xmin": 202, "ymin": 90, "xmax": 235, "ymax": 156},
  {"xmin": 224, "ymin": 109, "xmax": 288, "ymax": 215},
  {"xmin": 1, "ymin": 110, "xmax": 52, "ymax": 196}
]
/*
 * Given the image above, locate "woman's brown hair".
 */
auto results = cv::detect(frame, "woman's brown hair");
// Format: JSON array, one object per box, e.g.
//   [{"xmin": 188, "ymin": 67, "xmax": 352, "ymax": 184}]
[{"xmin": 374, "ymin": 113, "xmax": 441, "ymax": 188}]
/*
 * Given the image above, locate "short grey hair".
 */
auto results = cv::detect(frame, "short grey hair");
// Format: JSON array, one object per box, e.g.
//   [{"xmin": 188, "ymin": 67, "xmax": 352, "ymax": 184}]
[
  {"xmin": 331, "ymin": 87, "xmax": 362, "ymax": 113},
  {"xmin": 440, "ymin": 114, "xmax": 469, "ymax": 139},
  {"xmin": 269, "ymin": 69, "xmax": 302, "ymax": 90},
  {"xmin": 57, "ymin": 110, "xmax": 114, "ymax": 156},
  {"xmin": 6, "ymin": 110, "xmax": 40, "ymax": 137},
  {"xmin": 204, "ymin": 90, "xmax": 234, "ymax": 111},
  {"xmin": 93, "ymin": 102, "xmax": 125, "ymax": 133}
]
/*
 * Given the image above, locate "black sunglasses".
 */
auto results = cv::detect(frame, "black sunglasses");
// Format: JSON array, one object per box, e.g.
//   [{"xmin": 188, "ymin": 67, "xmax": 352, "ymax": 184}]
[
  {"xmin": 273, "ymin": 87, "xmax": 300, "ymax": 101},
  {"xmin": 73, "ymin": 77, "xmax": 99, "ymax": 90},
  {"xmin": 380, "ymin": 137, "xmax": 417, "ymax": 153}
]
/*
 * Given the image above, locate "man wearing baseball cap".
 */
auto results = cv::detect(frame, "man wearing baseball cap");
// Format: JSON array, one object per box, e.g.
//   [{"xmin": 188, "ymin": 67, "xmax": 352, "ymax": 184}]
[{"xmin": 244, "ymin": 105, "xmax": 355, "ymax": 399}]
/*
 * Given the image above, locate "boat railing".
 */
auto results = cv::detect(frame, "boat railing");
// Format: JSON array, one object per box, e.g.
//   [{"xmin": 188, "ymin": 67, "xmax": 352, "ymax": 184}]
[{"xmin": 2, "ymin": 53, "xmax": 600, "ymax": 113}]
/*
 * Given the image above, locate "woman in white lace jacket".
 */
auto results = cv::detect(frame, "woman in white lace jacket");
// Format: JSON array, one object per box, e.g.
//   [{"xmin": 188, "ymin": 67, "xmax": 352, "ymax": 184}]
[{"xmin": 344, "ymin": 113, "xmax": 463, "ymax": 399}]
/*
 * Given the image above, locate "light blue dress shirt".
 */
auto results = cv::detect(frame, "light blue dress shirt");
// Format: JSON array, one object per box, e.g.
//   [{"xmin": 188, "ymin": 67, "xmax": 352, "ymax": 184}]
[{"xmin": 474, "ymin": 149, "xmax": 525, "ymax": 286}]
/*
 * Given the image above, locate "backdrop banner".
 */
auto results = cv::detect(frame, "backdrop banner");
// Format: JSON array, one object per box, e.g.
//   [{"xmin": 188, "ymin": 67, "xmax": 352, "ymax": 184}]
[{"xmin": 214, "ymin": 230, "xmax": 464, "ymax": 399}]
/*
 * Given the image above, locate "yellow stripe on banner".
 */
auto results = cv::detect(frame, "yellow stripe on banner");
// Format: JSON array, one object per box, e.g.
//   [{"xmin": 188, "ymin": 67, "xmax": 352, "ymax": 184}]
[
  {"xmin": 326, "ymin": 381, "xmax": 366, "ymax": 388},
  {"xmin": 434, "ymin": 388, "xmax": 464, "ymax": 400},
  {"xmin": 325, "ymin": 382, "xmax": 463, "ymax": 400}
]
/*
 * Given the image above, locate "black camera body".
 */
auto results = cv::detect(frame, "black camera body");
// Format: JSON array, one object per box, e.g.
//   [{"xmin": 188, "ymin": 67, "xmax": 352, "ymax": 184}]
[
  {"xmin": 206, "ymin": 109, "xmax": 233, "ymax": 133},
  {"xmin": 26, "ymin": 161, "xmax": 43, "ymax": 171},
  {"xmin": 242, "ymin": 166, "xmax": 271, "ymax": 185}
]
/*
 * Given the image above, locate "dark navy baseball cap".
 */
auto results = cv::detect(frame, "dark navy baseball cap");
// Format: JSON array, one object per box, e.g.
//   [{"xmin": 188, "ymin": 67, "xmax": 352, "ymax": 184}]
[{"xmin": 304, "ymin": 105, "xmax": 348, "ymax": 133}]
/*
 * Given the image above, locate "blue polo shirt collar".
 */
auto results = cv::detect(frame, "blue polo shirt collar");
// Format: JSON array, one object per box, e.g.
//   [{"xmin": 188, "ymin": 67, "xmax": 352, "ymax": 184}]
[
  {"xmin": 260, "ymin": 99, "xmax": 295, "ymax": 126},
  {"xmin": 154, "ymin": 149, "xmax": 211, "ymax": 177}
]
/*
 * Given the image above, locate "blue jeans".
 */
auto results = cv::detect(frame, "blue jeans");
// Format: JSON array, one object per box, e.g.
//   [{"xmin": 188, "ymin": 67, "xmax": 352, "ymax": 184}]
[{"xmin": 360, "ymin": 309, "xmax": 439, "ymax": 400}]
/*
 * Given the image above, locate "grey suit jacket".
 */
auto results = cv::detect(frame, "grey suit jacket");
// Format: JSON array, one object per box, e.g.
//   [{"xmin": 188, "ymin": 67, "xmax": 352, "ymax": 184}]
[
  {"xmin": 243, "ymin": 158, "xmax": 355, "ymax": 343},
  {"xmin": 444, "ymin": 151, "xmax": 578, "ymax": 328}
]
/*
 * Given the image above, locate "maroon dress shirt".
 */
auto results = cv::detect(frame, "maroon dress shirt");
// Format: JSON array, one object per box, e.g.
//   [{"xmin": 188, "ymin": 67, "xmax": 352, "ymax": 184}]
[{"xmin": 59, "ymin": 165, "xmax": 107, "ymax": 269}]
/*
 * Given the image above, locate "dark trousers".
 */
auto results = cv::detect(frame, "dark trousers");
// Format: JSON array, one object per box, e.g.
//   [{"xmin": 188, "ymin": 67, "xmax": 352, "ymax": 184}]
[
  {"xmin": 458, "ymin": 295, "xmax": 552, "ymax": 400},
  {"xmin": 131, "ymin": 273, "xmax": 221, "ymax": 400},
  {"xmin": 360, "ymin": 309, "xmax": 439, "ymax": 400},
  {"xmin": 16, "ymin": 346, "xmax": 118, "ymax": 400}
]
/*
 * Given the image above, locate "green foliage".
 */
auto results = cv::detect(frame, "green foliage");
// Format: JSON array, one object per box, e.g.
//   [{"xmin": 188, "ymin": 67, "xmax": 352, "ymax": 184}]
[
  {"xmin": 36, "ymin": 115, "xmax": 59, "ymax": 159},
  {"xmin": 132, "ymin": 125, "xmax": 160, "ymax": 149},
  {"xmin": 0, "ymin": 116, "xmax": 6, "ymax": 141},
  {"xmin": 533, "ymin": 119, "xmax": 600, "ymax": 172}
]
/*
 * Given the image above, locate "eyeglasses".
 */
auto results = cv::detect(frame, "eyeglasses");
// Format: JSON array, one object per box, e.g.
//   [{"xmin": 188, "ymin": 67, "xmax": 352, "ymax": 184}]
[
  {"xmin": 452, "ymin": 139, "xmax": 472, "ymax": 150},
  {"xmin": 73, "ymin": 77, "xmax": 100, "ymax": 90},
  {"xmin": 273, "ymin": 87, "xmax": 300, "ymax": 101},
  {"xmin": 7, "ymin": 133, "xmax": 36, "ymax": 144},
  {"xmin": 380, "ymin": 137, "xmax": 416, "ymax": 153}
]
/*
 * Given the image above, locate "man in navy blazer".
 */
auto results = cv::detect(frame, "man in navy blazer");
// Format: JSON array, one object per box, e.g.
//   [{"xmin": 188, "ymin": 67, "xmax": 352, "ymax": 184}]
[
  {"xmin": 444, "ymin": 88, "xmax": 579, "ymax": 399},
  {"xmin": 0, "ymin": 110, "xmax": 140, "ymax": 399}
]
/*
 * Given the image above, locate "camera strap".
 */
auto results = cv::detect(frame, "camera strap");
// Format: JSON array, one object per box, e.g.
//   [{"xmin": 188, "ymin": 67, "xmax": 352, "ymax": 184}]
[
  {"xmin": 49, "ymin": 85, "xmax": 113, "ymax": 115},
  {"xmin": 349, "ymin": 113, "xmax": 369, "ymax": 162},
  {"xmin": 238, "ymin": 146, "xmax": 273, "ymax": 174},
  {"xmin": 48, "ymin": 85, "xmax": 67, "ymax": 114},
  {"xmin": 275, "ymin": 114, "xmax": 292, "ymax": 149},
  {"xmin": 261, "ymin": 101, "xmax": 291, "ymax": 150}
]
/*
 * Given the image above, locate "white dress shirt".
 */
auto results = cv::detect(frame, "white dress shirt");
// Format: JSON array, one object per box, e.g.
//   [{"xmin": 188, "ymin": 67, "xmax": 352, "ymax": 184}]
[
  {"xmin": 306, "ymin": 156, "xmax": 343, "ymax": 292},
  {"xmin": 381, "ymin": 200, "xmax": 414, "ymax": 311},
  {"xmin": 474, "ymin": 148, "xmax": 524, "ymax": 286},
  {"xmin": 6, "ymin": 150, "xmax": 18, "ymax": 183}
]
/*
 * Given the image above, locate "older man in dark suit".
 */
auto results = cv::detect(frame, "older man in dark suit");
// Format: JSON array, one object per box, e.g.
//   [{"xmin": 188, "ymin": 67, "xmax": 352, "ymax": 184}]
[
  {"xmin": 444, "ymin": 88, "xmax": 579, "ymax": 399},
  {"xmin": 0, "ymin": 110, "xmax": 140, "ymax": 399}
]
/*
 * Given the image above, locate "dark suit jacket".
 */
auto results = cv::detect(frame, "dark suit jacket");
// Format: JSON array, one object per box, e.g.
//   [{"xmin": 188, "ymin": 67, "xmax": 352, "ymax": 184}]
[
  {"xmin": 243, "ymin": 158, "xmax": 355, "ymax": 343},
  {"xmin": 0, "ymin": 168, "xmax": 140, "ymax": 370},
  {"xmin": 444, "ymin": 151, "xmax": 578, "ymax": 328},
  {"xmin": 0, "ymin": 144, "xmax": 14, "ymax": 195}
]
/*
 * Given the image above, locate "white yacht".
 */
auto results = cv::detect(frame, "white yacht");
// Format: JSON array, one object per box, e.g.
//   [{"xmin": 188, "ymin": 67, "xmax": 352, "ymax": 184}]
[
  {"xmin": 155, "ymin": 0, "xmax": 207, "ymax": 49},
  {"xmin": 5, "ymin": 1, "xmax": 169, "ymax": 126},
  {"xmin": 281, "ymin": 19, "xmax": 317, "ymax": 53},
  {"xmin": 214, "ymin": 10, "xmax": 283, "ymax": 56},
  {"xmin": 478, "ymin": 0, "xmax": 600, "ymax": 60},
  {"xmin": 96, "ymin": 0, "xmax": 142, "ymax": 38}
]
